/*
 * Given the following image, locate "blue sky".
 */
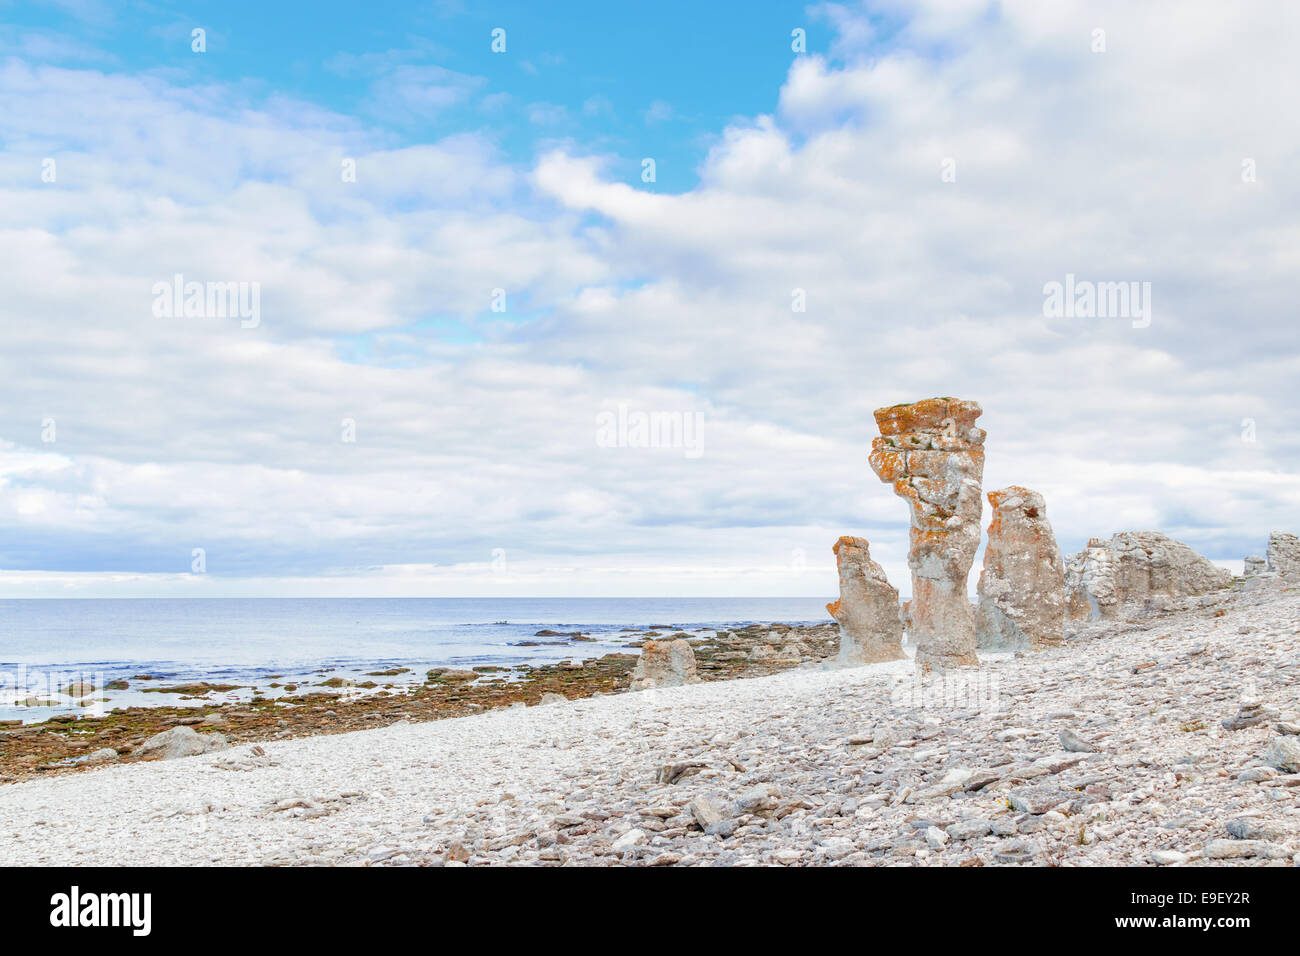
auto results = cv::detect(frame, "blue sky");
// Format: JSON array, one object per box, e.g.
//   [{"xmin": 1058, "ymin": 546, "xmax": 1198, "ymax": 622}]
[
  {"xmin": 5, "ymin": 0, "xmax": 838, "ymax": 192},
  {"xmin": 0, "ymin": 1, "xmax": 1296, "ymax": 597}
]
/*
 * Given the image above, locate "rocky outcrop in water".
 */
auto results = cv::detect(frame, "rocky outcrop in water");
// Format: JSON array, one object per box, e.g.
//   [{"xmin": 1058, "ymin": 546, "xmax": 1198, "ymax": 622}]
[
  {"xmin": 630, "ymin": 639, "xmax": 702, "ymax": 691},
  {"xmin": 869, "ymin": 398, "xmax": 986, "ymax": 668},
  {"xmin": 825, "ymin": 536, "xmax": 904, "ymax": 664},
  {"xmin": 1066, "ymin": 531, "xmax": 1230, "ymax": 620},
  {"xmin": 975, "ymin": 487, "xmax": 1065, "ymax": 650}
]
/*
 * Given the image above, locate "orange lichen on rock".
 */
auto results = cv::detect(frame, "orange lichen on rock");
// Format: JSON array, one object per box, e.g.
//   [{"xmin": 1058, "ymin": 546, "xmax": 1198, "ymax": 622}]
[{"xmin": 869, "ymin": 397, "xmax": 986, "ymax": 668}]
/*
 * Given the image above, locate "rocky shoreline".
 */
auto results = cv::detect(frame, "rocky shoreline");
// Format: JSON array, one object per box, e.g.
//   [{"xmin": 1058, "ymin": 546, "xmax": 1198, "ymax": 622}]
[
  {"xmin": 1, "ymin": 574, "xmax": 1297, "ymax": 866},
  {"xmin": 0, "ymin": 622, "xmax": 842, "ymax": 783}
]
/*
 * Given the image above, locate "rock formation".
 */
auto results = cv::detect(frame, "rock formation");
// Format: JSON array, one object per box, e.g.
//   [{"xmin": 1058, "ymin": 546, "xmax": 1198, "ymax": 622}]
[
  {"xmin": 869, "ymin": 398, "xmax": 986, "ymax": 668},
  {"xmin": 975, "ymin": 486, "xmax": 1065, "ymax": 650},
  {"xmin": 630, "ymin": 638, "xmax": 702, "ymax": 691},
  {"xmin": 825, "ymin": 536, "xmax": 904, "ymax": 664},
  {"xmin": 1065, "ymin": 531, "xmax": 1231, "ymax": 620},
  {"xmin": 1243, "ymin": 555, "xmax": 1268, "ymax": 576},
  {"xmin": 1267, "ymin": 532, "xmax": 1300, "ymax": 575},
  {"xmin": 1064, "ymin": 538, "xmax": 1117, "ymax": 621},
  {"xmin": 136, "ymin": 725, "xmax": 229, "ymax": 760}
]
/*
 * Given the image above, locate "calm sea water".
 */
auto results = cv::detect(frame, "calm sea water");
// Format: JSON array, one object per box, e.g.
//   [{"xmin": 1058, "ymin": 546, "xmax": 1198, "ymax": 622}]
[{"xmin": 0, "ymin": 597, "xmax": 829, "ymax": 721}]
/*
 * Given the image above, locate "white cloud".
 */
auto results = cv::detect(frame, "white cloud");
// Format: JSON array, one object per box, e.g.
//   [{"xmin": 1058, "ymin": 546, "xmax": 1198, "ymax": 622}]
[{"xmin": 1, "ymin": 1, "xmax": 1297, "ymax": 599}]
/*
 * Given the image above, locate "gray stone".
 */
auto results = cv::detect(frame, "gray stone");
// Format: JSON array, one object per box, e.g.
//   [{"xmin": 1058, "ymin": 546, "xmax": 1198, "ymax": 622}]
[
  {"xmin": 1058, "ymin": 728, "xmax": 1096, "ymax": 753},
  {"xmin": 1263, "ymin": 735, "xmax": 1300, "ymax": 773},
  {"xmin": 136, "ymin": 725, "xmax": 229, "ymax": 760},
  {"xmin": 611, "ymin": 828, "xmax": 646, "ymax": 851},
  {"xmin": 1267, "ymin": 532, "xmax": 1300, "ymax": 575},
  {"xmin": 924, "ymin": 825, "xmax": 949, "ymax": 849},
  {"xmin": 735, "ymin": 783, "xmax": 781, "ymax": 814},
  {"xmin": 73, "ymin": 747, "xmax": 118, "ymax": 765},
  {"xmin": 1226, "ymin": 817, "xmax": 1283, "ymax": 842},
  {"xmin": 1008, "ymin": 786, "xmax": 1076, "ymax": 815},
  {"xmin": 687, "ymin": 794, "xmax": 731, "ymax": 832},
  {"xmin": 1204, "ymin": 838, "xmax": 1286, "ymax": 860},
  {"xmin": 993, "ymin": 840, "xmax": 1041, "ymax": 863},
  {"xmin": 630, "ymin": 639, "xmax": 701, "ymax": 691},
  {"xmin": 945, "ymin": 818, "xmax": 993, "ymax": 841}
]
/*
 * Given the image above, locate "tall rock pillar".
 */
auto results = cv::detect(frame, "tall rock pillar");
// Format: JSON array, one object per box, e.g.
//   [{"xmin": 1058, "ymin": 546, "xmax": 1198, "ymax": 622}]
[
  {"xmin": 975, "ymin": 486, "xmax": 1065, "ymax": 650},
  {"xmin": 868, "ymin": 398, "xmax": 986, "ymax": 668},
  {"xmin": 826, "ymin": 536, "xmax": 905, "ymax": 664}
]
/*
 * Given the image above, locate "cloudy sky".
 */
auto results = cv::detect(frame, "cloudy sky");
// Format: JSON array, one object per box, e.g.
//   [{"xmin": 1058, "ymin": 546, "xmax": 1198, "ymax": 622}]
[{"xmin": 0, "ymin": 0, "xmax": 1295, "ymax": 598}]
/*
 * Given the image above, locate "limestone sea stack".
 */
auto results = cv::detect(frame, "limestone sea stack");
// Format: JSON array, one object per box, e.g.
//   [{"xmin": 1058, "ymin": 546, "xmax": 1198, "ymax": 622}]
[
  {"xmin": 975, "ymin": 486, "xmax": 1065, "ymax": 650},
  {"xmin": 1065, "ymin": 531, "xmax": 1231, "ymax": 621},
  {"xmin": 825, "ymin": 536, "xmax": 905, "ymax": 664},
  {"xmin": 869, "ymin": 398, "xmax": 986, "ymax": 668}
]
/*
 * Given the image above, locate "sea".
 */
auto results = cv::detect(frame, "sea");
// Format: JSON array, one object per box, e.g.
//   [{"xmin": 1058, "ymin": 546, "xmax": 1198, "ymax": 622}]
[{"xmin": 0, "ymin": 597, "xmax": 830, "ymax": 722}]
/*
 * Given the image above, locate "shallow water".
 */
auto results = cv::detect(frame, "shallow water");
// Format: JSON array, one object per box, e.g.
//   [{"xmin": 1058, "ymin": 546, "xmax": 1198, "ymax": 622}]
[{"xmin": 0, "ymin": 596, "xmax": 829, "ymax": 721}]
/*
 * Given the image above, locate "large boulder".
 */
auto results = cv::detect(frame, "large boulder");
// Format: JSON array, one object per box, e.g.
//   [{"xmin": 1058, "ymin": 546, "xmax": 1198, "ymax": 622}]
[
  {"xmin": 135, "ymin": 725, "xmax": 229, "ymax": 760},
  {"xmin": 868, "ymin": 397, "xmax": 986, "ymax": 668},
  {"xmin": 1066, "ymin": 531, "xmax": 1230, "ymax": 620},
  {"xmin": 975, "ymin": 486, "xmax": 1065, "ymax": 650},
  {"xmin": 1064, "ymin": 538, "xmax": 1117, "ymax": 621},
  {"xmin": 825, "ymin": 536, "xmax": 904, "ymax": 664},
  {"xmin": 1267, "ymin": 532, "xmax": 1300, "ymax": 575},
  {"xmin": 630, "ymin": 639, "xmax": 702, "ymax": 691}
]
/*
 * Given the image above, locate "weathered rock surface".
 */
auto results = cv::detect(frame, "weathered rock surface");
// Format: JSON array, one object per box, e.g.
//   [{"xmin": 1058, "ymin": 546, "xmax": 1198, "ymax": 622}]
[
  {"xmin": 630, "ymin": 639, "xmax": 702, "ymax": 691},
  {"xmin": 136, "ymin": 725, "xmax": 229, "ymax": 760},
  {"xmin": 868, "ymin": 398, "xmax": 986, "ymax": 668},
  {"xmin": 826, "ymin": 536, "xmax": 904, "ymax": 664},
  {"xmin": 1243, "ymin": 555, "xmax": 1267, "ymax": 576},
  {"xmin": 1066, "ymin": 531, "xmax": 1230, "ymax": 621},
  {"xmin": 1267, "ymin": 532, "xmax": 1300, "ymax": 575},
  {"xmin": 1263, "ymin": 735, "xmax": 1300, "ymax": 773},
  {"xmin": 1064, "ymin": 538, "xmax": 1117, "ymax": 621},
  {"xmin": 975, "ymin": 486, "xmax": 1065, "ymax": 650}
]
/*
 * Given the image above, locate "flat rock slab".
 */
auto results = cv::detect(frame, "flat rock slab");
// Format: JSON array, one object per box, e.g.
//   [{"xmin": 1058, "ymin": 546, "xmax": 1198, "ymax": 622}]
[{"xmin": 1008, "ymin": 786, "xmax": 1078, "ymax": 815}]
